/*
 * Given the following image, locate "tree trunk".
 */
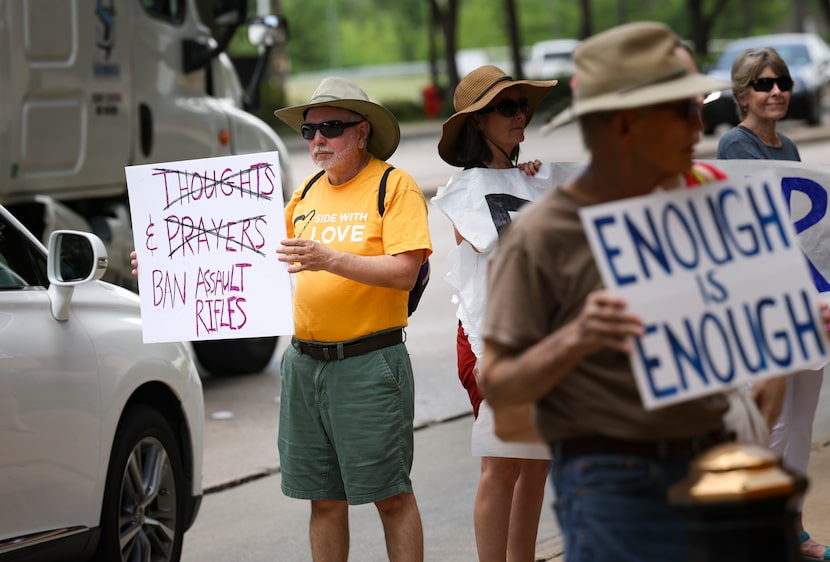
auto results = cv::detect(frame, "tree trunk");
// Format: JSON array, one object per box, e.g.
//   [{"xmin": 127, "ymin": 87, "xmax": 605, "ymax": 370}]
[
  {"xmin": 433, "ymin": 0, "xmax": 460, "ymax": 96},
  {"xmin": 617, "ymin": 0, "xmax": 626, "ymax": 25},
  {"xmin": 686, "ymin": 0, "xmax": 730, "ymax": 56},
  {"xmin": 793, "ymin": 0, "xmax": 806, "ymax": 31},
  {"xmin": 578, "ymin": 0, "xmax": 592, "ymax": 40},
  {"xmin": 504, "ymin": 0, "xmax": 524, "ymax": 78},
  {"xmin": 427, "ymin": 0, "xmax": 440, "ymax": 87},
  {"xmin": 818, "ymin": 0, "xmax": 830, "ymax": 29},
  {"xmin": 266, "ymin": 0, "xmax": 288, "ymax": 108}
]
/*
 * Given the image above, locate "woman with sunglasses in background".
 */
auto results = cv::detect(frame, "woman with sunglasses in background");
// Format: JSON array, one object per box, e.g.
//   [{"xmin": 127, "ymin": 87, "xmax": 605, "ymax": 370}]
[
  {"xmin": 432, "ymin": 65, "xmax": 556, "ymax": 562},
  {"xmin": 718, "ymin": 48, "xmax": 829, "ymax": 562},
  {"xmin": 717, "ymin": 47, "xmax": 799, "ymax": 160}
]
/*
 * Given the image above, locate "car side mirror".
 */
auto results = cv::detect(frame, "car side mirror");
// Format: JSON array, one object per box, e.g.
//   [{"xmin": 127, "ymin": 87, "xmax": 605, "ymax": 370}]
[
  {"xmin": 248, "ymin": 14, "xmax": 288, "ymax": 47},
  {"xmin": 47, "ymin": 231, "xmax": 108, "ymax": 321}
]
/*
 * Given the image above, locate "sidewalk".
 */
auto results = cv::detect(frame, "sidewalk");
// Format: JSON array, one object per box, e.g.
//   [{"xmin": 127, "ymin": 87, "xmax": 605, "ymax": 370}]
[{"xmin": 804, "ymin": 439, "xmax": 830, "ymax": 550}]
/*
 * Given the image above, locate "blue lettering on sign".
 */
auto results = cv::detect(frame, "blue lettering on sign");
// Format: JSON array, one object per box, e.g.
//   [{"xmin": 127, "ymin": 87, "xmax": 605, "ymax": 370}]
[
  {"xmin": 593, "ymin": 215, "xmax": 636, "ymax": 286},
  {"xmin": 749, "ymin": 181, "xmax": 790, "ymax": 254},
  {"xmin": 663, "ymin": 203, "xmax": 699, "ymax": 268},
  {"xmin": 626, "ymin": 210, "xmax": 670, "ymax": 280},
  {"xmin": 636, "ymin": 289, "xmax": 825, "ymax": 402},
  {"xmin": 782, "ymin": 176, "xmax": 830, "ymax": 292},
  {"xmin": 593, "ymin": 182, "xmax": 792, "ymax": 287},
  {"xmin": 688, "ymin": 198, "xmax": 733, "ymax": 265}
]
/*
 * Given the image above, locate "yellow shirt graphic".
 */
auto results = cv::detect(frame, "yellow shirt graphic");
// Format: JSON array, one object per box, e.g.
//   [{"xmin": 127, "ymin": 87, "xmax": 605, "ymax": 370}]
[{"xmin": 285, "ymin": 158, "xmax": 432, "ymax": 341}]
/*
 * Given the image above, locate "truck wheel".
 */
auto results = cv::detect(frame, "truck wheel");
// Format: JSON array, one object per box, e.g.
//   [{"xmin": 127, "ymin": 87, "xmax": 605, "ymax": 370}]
[
  {"xmin": 95, "ymin": 406, "xmax": 185, "ymax": 562},
  {"xmin": 192, "ymin": 336, "xmax": 278, "ymax": 375}
]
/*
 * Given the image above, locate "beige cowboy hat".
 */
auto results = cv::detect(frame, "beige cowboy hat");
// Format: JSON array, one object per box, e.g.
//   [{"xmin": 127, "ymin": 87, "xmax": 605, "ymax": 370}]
[
  {"xmin": 540, "ymin": 21, "xmax": 729, "ymax": 135},
  {"xmin": 438, "ymin": 65, "xmax": 558, "ymax": 166},
  {"xmin": 274, "ymin": 77, "xmax": 401, "ymax": 160}
]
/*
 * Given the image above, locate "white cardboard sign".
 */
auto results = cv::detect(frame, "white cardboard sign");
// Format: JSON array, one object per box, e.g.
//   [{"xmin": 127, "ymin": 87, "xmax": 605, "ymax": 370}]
[
  {"xmin": 580, "ymin": 172, "xmax": 828, "ymax": 410},
  {"xmin": 125, "ymin": 151, "xmax": 294, "ymax": 343}
]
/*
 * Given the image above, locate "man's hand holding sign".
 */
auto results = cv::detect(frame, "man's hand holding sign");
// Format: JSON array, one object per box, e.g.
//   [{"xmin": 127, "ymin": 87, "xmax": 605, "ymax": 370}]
[{"xmin": 125, "ymin": 151, "xmax": 294, "ymax": 344}]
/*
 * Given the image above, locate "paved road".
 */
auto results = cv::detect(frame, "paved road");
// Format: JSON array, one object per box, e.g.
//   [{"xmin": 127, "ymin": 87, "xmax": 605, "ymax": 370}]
[{"xmin": 182, "ymin": 415, "xmax": 561, "ymax": 562}]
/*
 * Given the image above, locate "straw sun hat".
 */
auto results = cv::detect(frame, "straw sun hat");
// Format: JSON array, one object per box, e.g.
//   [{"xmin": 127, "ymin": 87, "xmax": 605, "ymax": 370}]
[
  {"xmin": 541, "ymin": 21, "xmax": 729, "ymax": 134},
  {"xmin": 274, "ymin": 77, "xmax": 401, "ymax": 160},
  {"xmin": 438, "ymin": 65, "xmax": 558, "ymax": 166}
]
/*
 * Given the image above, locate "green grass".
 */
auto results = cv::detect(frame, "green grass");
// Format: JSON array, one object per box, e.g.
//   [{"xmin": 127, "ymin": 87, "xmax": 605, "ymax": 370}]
[
  {"xmin": 265, "ymin": 68, "xmax": 572, "ymax": 131},
  {"xmin": 284, "ymin": 73, "xmax": 431, "ymax": 105}
]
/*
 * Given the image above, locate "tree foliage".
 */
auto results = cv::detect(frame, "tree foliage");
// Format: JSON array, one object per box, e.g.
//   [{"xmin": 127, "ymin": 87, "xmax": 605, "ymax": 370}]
[{"xmin": 277, "ymin": 0, "xmax": 827, "ymax": 73}]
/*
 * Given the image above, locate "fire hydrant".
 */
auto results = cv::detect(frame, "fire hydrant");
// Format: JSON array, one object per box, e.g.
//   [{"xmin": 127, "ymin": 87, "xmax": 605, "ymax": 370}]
[{"xmin": 422, "ymin": 83, "xmax": 442, "ymax": 119}]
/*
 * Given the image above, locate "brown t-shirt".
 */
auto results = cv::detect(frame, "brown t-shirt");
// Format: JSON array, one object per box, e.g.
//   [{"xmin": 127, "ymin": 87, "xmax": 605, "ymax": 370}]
[{"xmin": 483, "ymin": 188, "xmax": 728, "ymax": 443}]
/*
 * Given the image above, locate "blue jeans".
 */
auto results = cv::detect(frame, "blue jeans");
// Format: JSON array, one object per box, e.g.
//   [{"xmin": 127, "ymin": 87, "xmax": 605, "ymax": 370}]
[{"xmin": 551, "ymin": 452, "xmax": 693, "ymax": 562}]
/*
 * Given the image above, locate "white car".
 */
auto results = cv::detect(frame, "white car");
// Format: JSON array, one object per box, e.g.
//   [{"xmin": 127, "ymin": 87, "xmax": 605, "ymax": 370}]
[
  {"xmin": 0, "ymin": 204, "xmax": 203, "ymax": 561},
  {"xmin": 525, "ymin": 38, "xmax": 580, "ymax": 80}
]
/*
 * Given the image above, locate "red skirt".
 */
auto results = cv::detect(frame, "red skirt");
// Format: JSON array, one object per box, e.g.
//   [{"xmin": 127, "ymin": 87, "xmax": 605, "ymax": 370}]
[{"xmin": 457, "ymin": 322, "xmax": 483, "ymax": 418}]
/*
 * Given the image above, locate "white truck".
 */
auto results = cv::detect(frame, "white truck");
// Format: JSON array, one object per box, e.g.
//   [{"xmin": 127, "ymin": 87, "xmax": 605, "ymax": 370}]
[{"xmin": 0, "ymin": 0, "xmax": 292, "ymax": 375}]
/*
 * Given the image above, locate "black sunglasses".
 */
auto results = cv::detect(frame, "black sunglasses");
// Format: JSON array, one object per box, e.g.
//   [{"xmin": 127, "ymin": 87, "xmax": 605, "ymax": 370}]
[
  {"xmin": 478, "ymin": 97, "xmax": 530, "ymax": 118},
  {"xmin": 749, "ymin": 76, "xmax": 794, "ymax": 92},
  {"xmin": 300, "ymin": 120, "xmax": 364, "ymax": 140}
]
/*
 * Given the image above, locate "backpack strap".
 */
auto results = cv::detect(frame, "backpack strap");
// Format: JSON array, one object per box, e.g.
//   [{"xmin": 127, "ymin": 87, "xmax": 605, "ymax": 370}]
[
  {"xmin": 299, "ymin": 166, "xmax": 395, "ymax": 217},
  {"xmin": 299, "ymin": 170, "xmax": 326, "ymax": 200},
  {"xmin": 377, "ymin": 166, "xmax": 395, "ymax": 217},
  {"xmin": 299, "ymin": 167, "xmax": 395, "ymax": 215}
]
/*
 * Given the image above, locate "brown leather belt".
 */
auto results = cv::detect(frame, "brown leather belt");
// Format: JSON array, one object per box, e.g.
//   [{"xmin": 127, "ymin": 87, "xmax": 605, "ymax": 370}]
[
  {"xmin": 553, "ymin": 429, "xmax": 733, "ymax": 461},
  {"xmin": 291, "ymin": 328, "xmax": 404, "ymax": 361}
]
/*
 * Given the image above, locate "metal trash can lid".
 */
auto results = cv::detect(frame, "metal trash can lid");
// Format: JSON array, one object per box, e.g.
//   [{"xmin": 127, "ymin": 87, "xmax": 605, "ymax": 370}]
[{"xmin": 669, "ymin": 442, "xmax": 807, "ymax": 504}]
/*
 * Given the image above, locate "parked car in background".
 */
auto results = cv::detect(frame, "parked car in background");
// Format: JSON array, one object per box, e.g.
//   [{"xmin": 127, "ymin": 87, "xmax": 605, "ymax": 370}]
[
  {"xmin": 457, "ymin": 48, "xmax": 491, "ymax": 78},
  {"xmin": 525, "ymin": 38, "xmax": 580, "ymax": 79},
  {"xmin": 702, "ymin": 33, "xmax": 830, "ymax": 134},
  {"xmin": 0, "ymin": 204, "xmax": 204, "ymax": 562}
]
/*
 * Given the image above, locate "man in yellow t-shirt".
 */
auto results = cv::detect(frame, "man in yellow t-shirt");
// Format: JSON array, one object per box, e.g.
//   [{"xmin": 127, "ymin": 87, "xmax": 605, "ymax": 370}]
[{"xmin": 274, "ymin": 77, "xmax": 432, "ymax": 562}]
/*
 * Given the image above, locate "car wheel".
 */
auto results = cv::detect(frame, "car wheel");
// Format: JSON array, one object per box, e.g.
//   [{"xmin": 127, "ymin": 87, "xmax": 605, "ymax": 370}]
[
  {"xmin": 192, "ymin": 336, "xmax": 278, "ymax": 375},
  {"xmin": 95, "ymin": 405, "xmax": 185, "ymax": 562}
]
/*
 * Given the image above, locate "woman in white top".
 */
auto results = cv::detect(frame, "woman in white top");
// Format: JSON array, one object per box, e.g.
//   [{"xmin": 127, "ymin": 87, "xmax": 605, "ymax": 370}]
[{"xmin": 433, "ymin": 65, "xmax": 557, "ymax": 562}]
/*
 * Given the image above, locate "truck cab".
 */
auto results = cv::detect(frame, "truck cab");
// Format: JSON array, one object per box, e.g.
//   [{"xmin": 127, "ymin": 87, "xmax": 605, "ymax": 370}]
[{"xmin": 0, "ymin": 0, "xmax": 292, "ymax": 374}]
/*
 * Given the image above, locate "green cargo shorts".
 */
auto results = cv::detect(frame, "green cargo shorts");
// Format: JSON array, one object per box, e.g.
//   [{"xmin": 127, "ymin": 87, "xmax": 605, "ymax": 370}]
[{"xmin": 277, "ymin": 340, "xmax": 415, "ymax": 505}]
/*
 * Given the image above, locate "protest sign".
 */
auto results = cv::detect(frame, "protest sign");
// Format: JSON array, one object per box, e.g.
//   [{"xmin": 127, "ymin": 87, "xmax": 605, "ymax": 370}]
[
  {"xmin": 432, "ymin": 164, "xmax": 564, "ymax": 359},
  {"xmin": 125, "ymin": 151, "xmax": 293, "ymax": 344},
  {"xmin": 432, "ymin": 163, "xmax": 578, "ymax": 253},
  {"xmin": 580, "ymin": 172, "xmax": 828, "ymax": 410},
  {"xmin": 699, "ymin": 160, "xmax": 830, "ymax": 300}
]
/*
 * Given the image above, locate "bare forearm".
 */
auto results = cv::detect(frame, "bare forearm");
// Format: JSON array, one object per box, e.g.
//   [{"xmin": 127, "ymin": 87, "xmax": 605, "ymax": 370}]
[
  {"xmin": 326, "ymin": 250, "xmax": 418, "ymax": 290},
  {"xmin": 481, "ymin": 289, "xmax": 644, "ymax": 409},
  {"xmin": 277, "ymin": 238, "xmax": 424, "ymax": 291},
  {"xmin": 481, "ymin": 327, "xmax": 587, "ymax": 408}
]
